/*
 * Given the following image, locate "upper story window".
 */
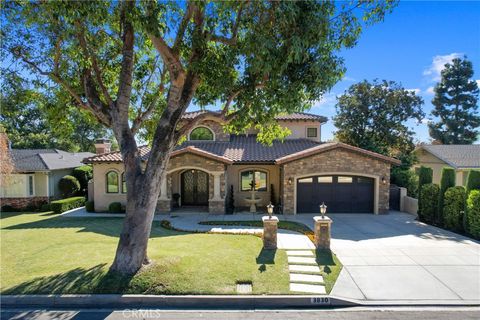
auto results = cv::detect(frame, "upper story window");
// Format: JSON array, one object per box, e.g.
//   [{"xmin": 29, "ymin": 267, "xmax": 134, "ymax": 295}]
[
  {"xmin": 106, "ymin": 171, "xmax": 119, "ymax": 193},
  {"xmin": 307, "ymin": 127, "xmax": 318, "ymax": 138},
  {"xmin": 189, "ymin": 126, "xmax": 214, "ymax": 141},
  {"xmin": 240, "ymin": 170, "xmax": 267, "ymax": 192}
]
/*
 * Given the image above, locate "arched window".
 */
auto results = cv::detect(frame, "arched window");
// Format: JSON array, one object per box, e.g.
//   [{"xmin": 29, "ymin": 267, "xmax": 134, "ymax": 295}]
[
  {"xmin": 240, "ymin": 170, "xmax": 267, "ymax": 192},
  {"xmin": 189, "ymin": 126, "xmax": 214, "ymax": 141},
  {"xmin": 121, "ymin": 173, "xmax": 127, "ymax": 193},
  {"xmin": 106, "ymin": 171, "xmax": 119, "ymax": 193}
]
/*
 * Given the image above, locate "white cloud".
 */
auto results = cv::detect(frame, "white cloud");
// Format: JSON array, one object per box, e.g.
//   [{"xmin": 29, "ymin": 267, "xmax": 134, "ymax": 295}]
[
  {"xmin": 425, "ymin": 86, "xmax": 435, "ymax": 95},
  {"xmin": 476, "ymin": 79, "xmax": 480, "ymax": 87},
  {"xmin": 312, "ymin": 93, "xmax": 337, "ymax": 109},
  {"xmin": 420, "ymin": 118, "xmax": 432, "ymax": 125},
  {"xmin": 342, "ymin": 75, "xmax": 356, "ymax": 82},
  {"xmin": 407, "ymin": 88, "xmax": 421, "ymax": 95},
  {"xmin": 423, "ymin": 53, "xmax": 463, "ymax": 81}
]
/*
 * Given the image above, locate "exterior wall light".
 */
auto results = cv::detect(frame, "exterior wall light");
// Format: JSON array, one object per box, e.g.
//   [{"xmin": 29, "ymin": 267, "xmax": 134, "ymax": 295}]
[
  {"xmin": 319, "ymin": 202, "xmax": 327, "ymax": 218},
  {"xmin": 267, "ymin": 203, "xmax": 274, "ymax": 218},
  {"xmin": 288, "ymin": 177, "xmax": 293, "ymax": 185},
  {"xmin": 381, "ymin": 177, "xmax": 387, "ymax": 185}
]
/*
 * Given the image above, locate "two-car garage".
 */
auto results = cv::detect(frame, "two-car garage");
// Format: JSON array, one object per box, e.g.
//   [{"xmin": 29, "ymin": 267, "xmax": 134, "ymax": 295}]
[{"xmin": 296, "ymin": 175, "xmax": 375, "ymax": 213}]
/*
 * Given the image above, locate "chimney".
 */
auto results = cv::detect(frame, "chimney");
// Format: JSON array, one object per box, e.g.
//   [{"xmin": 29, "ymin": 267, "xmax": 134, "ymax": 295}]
[{"xmin": 94, "ymin": 138, "xmax": 111, "ymax": 154}]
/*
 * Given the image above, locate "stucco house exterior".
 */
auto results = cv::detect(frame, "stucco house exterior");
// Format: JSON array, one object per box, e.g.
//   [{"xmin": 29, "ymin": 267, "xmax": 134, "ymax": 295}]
[
  {"xmin": 0, "ymin": 149, "xmax": 94, "ymax": 209},
  {"xmin": 84, "ymin": 111, "xmax": 400, "ymax": 215},
  {"xmin": 414, "ymin": 144, "xmax": 480, "ymax": 186}
]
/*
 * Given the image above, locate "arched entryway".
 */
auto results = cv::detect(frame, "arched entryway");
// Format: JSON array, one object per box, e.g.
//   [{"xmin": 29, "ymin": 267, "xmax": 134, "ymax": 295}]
[{"xmin": 181, "ymin": 169, "xmax": 209, "ymax": 206}]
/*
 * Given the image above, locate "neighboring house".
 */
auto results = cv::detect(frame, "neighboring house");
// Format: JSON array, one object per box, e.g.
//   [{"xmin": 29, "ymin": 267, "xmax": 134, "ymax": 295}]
[
  {"xmin": 414, "ymin": 144, "xmax": 480, "ymax": 186},
  {"xmin": 84, "ymin": 111, "xmax": 400, "ymax": 215},
  {"xmin": 0, "ymin": 149, "xmax": 94, "ymax": 209}
]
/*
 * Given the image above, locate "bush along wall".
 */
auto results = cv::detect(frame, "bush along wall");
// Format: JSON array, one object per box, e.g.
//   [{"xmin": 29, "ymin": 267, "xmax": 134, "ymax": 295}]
[
  {"xmin": 466, "ymin": 190, "xmax": 480, "ymax": 240},
  {"xmin": 72, "ymin": 165, "xmax": 93, "ymax": 195},
  {"xmin": 465, "ymin": 170, "xmax": 480, "ymax": 195},
  {"xmin": 50, "ymin": 196, "xmax": 86, "ymax": 214},
  {"xmin": 442, "ymin": 186, "xmax": 466, "ymax": 233},
  {"xmin": 438, "ymin": 167, "xmax": 455, "ymax": 226},
  {"xmin": 418, "ymin": 183, "xmax": 439, "ymax": 224},
  {"xmin": 417, "ymin": 166, "xmax": 433, "ymax": 201},
  {"xmin": 391, "ymin": 168, "xmax": 418, "ymax": 197},
  {"xmin": 58, "ymin": 175, "xmax": 81, "ymax": 198}
]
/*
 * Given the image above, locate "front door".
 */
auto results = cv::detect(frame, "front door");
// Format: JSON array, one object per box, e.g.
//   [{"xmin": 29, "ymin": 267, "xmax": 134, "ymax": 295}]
[{"xmin": 181, "ymin": 170, "xmax": 209, "ymax": 206}]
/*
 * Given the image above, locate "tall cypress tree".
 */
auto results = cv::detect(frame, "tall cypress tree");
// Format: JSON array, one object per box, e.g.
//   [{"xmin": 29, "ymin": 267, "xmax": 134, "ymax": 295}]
[{"xmin": 428, "ymin": 57, "xmax": 480, "ymax": 144}]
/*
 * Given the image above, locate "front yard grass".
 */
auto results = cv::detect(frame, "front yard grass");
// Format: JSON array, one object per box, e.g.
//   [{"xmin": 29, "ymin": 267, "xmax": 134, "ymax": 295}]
[
  {"xmin": 0, "ymin": 212, "xmax": 289, "ymax": 295},
  {"xmin": 200, "ymin": 220, "xmax": 343, "ymax": 293}
]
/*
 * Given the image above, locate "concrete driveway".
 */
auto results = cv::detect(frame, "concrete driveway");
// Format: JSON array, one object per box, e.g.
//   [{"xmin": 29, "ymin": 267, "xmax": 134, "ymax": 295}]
[{"xmin": 292, "ymin": 211, "xmax": 480, "ymax": 304}]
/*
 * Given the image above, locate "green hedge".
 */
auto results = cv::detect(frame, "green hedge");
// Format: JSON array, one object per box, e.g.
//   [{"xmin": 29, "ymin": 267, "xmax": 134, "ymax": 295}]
[
  {"xmin": 418, "ymin": 183, "xmax": 439, "ymax": 224},
  {"xmin": 466, "ymin": 190, "xmax": 480, "ymax": 239},
  {"xmin": 466, "ymin": 170, "xmax": 480, "ymax": 195},
  {"xmin": 109, "ymin": 202, "xmax": 123, "ymax": 213},
  {"xmin": 438, "ymin": 167, "xmax": 455, "ymax": 225},
  {"xmin": 417, "ymin": 166, "xmax": 433, "ymax": 201},
  {"xmin": 72, "ymin": 165, "xmax": 93, "ymax": 194},
  {"xmin": 391, "ymin": 169, "xmax": 418, "ymax": 197},
  {"xmin": 58, "ymin": 175, "xmax": 81, "ymax": 198},
  {"xmin": 50, "ymin": 196, "xmax": 86, "ymax": 214},
  {"xmin": 442, "ymin": 186, "xmax": 466, "ymax": 232},
  {"xmin": 85, "ymin": 201, "xmax": 95, "ymax": 212}
]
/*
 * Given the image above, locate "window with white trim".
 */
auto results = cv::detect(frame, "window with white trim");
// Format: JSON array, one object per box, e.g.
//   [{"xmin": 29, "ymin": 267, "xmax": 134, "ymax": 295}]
[
  {"xmin": 306, "ymin": 127, "xmax": 318, "ymax": 138},
  {"xmin": 240, "ymin": 170, "xmax": 267, "ymax": 191}
]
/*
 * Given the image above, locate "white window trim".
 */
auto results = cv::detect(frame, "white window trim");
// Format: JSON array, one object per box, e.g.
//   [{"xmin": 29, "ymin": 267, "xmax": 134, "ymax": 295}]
[
  {"xmin": 27, "ymin": 174, "xmax": 35, "ymax": 197},
  {"xmin": 188, "ymin": 126, "xmax": 215, "ymax": 141}
]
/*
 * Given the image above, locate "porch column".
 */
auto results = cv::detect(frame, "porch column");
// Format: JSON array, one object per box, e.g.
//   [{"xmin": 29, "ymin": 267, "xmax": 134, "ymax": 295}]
[
  {"xmin": 159, "ymin": 175, "xmax": 169, "ymax": 200},
  {"xmin": 212, "ymin": 172, "xmax": 222, "ymax": 201}
]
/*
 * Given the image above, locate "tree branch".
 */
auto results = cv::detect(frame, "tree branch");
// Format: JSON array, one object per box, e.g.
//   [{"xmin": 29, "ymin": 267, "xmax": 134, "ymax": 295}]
[
  {"xmin": 209, "ymin": 1, "xmax": 245, "ymax": 46},
  {"xmin": 172, "ymin": 2, "xmax": 194, "ymax": 54}
]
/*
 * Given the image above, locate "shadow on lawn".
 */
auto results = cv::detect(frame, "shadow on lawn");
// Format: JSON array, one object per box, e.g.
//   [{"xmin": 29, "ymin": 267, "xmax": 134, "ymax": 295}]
[
  {"xmin": 256, "ymin": 248, "xmax": 276, "ymax": 273},
  {"xmin": 2, "ymin": 264, "xmax": 136, "ymax": 295},
  {"xmin": 2, "ymin": 214, "xmax": 182, "ymax": 238},
  {"xmin": 315, "ymin": 249, "xmax": 336, "ymax": 274}
]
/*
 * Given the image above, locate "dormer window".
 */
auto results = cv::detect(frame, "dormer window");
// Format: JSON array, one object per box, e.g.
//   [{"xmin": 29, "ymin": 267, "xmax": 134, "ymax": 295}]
[
  {"xmin": 307, "ymin": 127, "xmax": 318, "ymax": 138},
  {"xmin": 189, "ymin": 126, "xmax": 214, "ymax": 141}
]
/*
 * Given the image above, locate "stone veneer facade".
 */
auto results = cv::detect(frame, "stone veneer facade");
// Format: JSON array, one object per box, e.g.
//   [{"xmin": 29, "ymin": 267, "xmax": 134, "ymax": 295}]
[
  {"xmin": 156, "ymin": 153, "xmax": 227, "ymax": 214},
  {"xmin": 281, "ymin": 148, "xmax": 391, "ymax": 215}
]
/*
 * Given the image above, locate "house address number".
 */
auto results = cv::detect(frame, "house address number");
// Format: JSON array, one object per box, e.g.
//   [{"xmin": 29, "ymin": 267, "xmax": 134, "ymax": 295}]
[{"xmin": 310, "ymin": 297, "xmax": 330, "ymax": 305}]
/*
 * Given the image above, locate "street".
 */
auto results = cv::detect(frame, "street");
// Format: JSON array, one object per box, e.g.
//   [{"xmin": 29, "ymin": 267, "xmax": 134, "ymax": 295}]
[{"xmin": 1, "ymin": 307, "xmax": 479, "ymax": 320}]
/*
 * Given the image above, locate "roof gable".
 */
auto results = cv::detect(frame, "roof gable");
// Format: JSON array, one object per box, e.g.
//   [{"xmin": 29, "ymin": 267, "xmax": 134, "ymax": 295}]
[
  {"xmin": 418, "ymin": 145, "xmax": 480, "ymax": 169},
  {"xmin": 11, "ymin": 149, "xmax": 94, "ymax": 172}
]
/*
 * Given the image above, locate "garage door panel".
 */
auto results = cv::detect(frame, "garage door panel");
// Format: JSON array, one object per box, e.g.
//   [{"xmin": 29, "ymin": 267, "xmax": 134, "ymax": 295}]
[{"xmin": 296, "ymin": 175, "xmax": 374, "ymax": 214}]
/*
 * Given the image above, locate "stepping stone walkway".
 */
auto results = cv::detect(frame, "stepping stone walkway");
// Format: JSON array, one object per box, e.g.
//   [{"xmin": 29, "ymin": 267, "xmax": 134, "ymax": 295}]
[{"xmin": 287, "ymin": 250, "xmax": 326, "ymax": 294}]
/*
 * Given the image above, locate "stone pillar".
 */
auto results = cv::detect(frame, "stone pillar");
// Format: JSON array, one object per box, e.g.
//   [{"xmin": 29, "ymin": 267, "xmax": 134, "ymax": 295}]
[
  {"xmin": 262, "ymin": 216, "xmax": 278, "ymax": 249},
  {"xmin": 313, "ymin": 216, "xmax": 332, "ymax": 250},
  {"xmin": 159, "ymin": 176, "xmax": 168, "ymax": 200},
  {"xmin": 212, "ymin": 173, "xmax": 222, "ymax": 200}
]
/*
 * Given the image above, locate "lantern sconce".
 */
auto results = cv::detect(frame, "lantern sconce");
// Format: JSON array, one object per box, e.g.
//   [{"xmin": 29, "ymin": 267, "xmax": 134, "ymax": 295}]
[
  {"xmin": 267, "ymin": 202, "xmax": 274, "ymax": 218},
  {"xmin": 381, "ymin": 176, "xmax": 387, "ymax": 185},
  {"xmin": 288, "ymin": 177, "xmax": 293, "ymax": 185}
]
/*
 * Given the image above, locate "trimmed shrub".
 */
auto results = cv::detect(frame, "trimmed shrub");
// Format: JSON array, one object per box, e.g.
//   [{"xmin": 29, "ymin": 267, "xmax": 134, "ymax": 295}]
[
  {"xmin": 466, "ymin": 190, "xmax": 480, "ymax": 239},
  {"xmin": 1, "ymin": 205, "xmax": 18, "ymax": 212},
  {"xmin": 58, "ymin": 175, "xmax": 81, "ymax": 198},
  {"xmin": 418, "ymin": 183, "xmax": 439, "ymax": 223},
  {"xmin": 40, "ymin": 203, "xmax": 51, "ymax": 212},
  {"xmin": 109, "ymin": 202, "xmax": 123, "ymax": 213},
  {"xmin": 465, "ymin": 170, "xmax": 480, "ymax": 195},
  {"xmin": 50, "ymin": 196, "xmax": 86, "ymax": 214},
  {"xmin": 442, "ymin": 186, "xmax": 466, "ymax": 232},
  {"xmin": 391, "ymin": 169, "xmax": 418, "ymax": 197},
  {"xmin": 85, "ymin": 201, "xmax": 95, "ymax": 212},
  {"xmin": 418, "ymin": 166, "xmax": 433, "ymax": 195},
  {"xmin": 438, "ymin": 167, "xmax": 456, "ymax": 225},
  {"xmin": 72, "ymin": 165, "xmax": 93, "ymax": 194},
  {"xmin": 226, "ymin": 185, "xmax": 235, "ymax": 214}
]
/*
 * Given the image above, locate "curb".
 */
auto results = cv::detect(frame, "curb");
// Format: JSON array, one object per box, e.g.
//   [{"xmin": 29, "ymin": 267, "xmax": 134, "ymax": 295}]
[{"xmin": 0, "ymin": 294, "xmax": 356, "ymax": 309}]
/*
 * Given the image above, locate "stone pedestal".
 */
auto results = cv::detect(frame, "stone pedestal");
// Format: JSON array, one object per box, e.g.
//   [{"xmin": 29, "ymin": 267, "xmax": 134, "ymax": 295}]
[
  {"xmin": 262, "ymin": 216, "xmax": 278, "ymax": 249},
  {"xmin": 313, "ymin": 216, "xmax": 332, "ymax": 250},
  {"xmin": 208, "ymin": 199, "xmax": 225, "ymax": 214},
  {"xmin": 156, "ymin": 199, "xmax": 171, "ymax": 215}
]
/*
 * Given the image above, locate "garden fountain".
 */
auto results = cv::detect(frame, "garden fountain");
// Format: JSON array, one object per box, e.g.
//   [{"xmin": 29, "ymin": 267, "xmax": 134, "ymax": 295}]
[{"xmin": 244, "ymin": 181, "xmax": 261, "ymax": 213}]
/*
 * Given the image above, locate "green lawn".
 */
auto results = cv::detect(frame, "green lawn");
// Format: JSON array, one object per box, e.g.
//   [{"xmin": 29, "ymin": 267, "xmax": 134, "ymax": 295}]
[
  {"xmin": 200, "ymin": 220, "xmax": 343, "ymax": 293},
  {"xmin": 0, "ymin": 212, "xmax": 289, "ymax": 295}
]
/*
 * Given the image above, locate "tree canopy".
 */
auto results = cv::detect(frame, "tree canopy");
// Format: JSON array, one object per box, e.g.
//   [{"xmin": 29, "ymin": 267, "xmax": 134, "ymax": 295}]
[
  {"xmin": 333, "ymin": 79, "xmax": 424, "ymax": 167},
  {"xmin": 2, "ymin": 0, "xmax": 398, "ymax": 274},
  {"xmin": 428, "ymin": 57, "xmax": 480, "ymax": 144}
]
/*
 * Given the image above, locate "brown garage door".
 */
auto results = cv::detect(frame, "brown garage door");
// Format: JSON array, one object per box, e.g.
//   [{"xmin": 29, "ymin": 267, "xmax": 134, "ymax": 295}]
[{"xmin": 296, "ymin": 175, "xmax": 374, "ymax": 213}]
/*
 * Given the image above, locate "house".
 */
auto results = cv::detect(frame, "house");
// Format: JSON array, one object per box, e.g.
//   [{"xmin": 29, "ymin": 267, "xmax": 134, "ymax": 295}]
[
  {"xmin": 414, "ymin": 144, "xmax": 480, "ymax": 186},
  {"xmin": 0, "ymin": 149, "xmax": 94, "ymax": 209},
  {"xmin": 84, "ymin": 111, "xmax": 400, "ymax": 215}
]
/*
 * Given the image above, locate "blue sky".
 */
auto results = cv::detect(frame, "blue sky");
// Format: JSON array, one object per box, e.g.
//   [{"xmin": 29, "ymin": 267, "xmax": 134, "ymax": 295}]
[{"xmin": 311, "ymin": 0, "xmax": 480, "ymax": 142}]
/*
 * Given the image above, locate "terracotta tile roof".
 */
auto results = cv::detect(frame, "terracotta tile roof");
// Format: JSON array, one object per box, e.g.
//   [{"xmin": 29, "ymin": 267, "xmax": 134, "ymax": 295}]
[
  {"xmin": 181, "ymin": 110, "xmax": 327, "ymax": 122},
  {"xmin": 418, "ymin": 144, "xmax": 480, "ymax": 169},
  {"xmin": 83, "ymin": 137, "xmax": 400, "ymax": 165}
]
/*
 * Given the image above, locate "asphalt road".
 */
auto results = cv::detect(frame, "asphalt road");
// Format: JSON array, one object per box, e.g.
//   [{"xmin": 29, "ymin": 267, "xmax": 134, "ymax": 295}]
[{"xmin": 1, "ymin": 307, "xmax": 479, "ymax": 320}]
